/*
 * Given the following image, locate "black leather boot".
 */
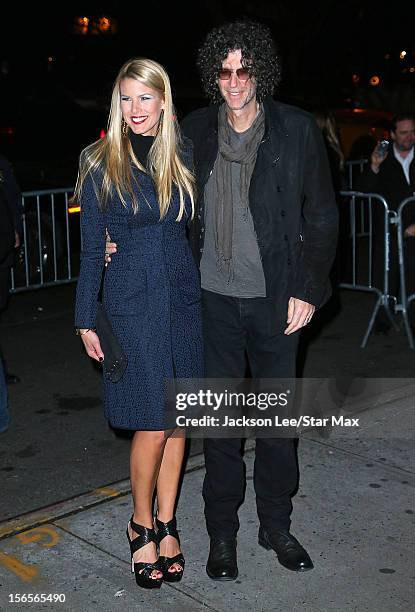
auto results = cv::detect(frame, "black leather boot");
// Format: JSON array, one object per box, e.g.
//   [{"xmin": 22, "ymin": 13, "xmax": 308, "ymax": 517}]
[
  {"xmin": 206, "ymin": 539, "xmax": 238, "ymax": 580},
  {"xmin": 258, "ymin": 527, "xmax": 313, "ymax": 572}
]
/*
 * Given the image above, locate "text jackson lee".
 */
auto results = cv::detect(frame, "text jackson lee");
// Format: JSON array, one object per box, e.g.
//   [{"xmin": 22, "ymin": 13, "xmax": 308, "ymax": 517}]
[{"xmin": 175, "ymin": 415, "xmax": 360, "ymax": 428}]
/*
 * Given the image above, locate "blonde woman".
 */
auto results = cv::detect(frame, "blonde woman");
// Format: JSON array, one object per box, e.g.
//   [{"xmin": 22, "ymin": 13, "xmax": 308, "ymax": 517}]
[
  {"xmin": 313, "ymin": 110, "xmax": 345, "ymax": 193},
  {"xmin": 74, "ymin": 58, "xmax": 203, "ymax": 589}
]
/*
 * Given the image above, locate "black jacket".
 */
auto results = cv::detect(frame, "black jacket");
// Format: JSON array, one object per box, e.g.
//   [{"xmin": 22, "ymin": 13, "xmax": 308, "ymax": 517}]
[
  {"xmin": 181, "ymin": 98, "xmax": 338, "ymax": 307},
  {"xmin": 0, "ymin": 155, "xmax": 23, "ymax": 268},
  {"xmin": 357, "ymin": 149, "xmax": 415, "ymax": 213},
  {"xmin": 0, "ymin": 187, "xmax": 14, "ymax": 265}
]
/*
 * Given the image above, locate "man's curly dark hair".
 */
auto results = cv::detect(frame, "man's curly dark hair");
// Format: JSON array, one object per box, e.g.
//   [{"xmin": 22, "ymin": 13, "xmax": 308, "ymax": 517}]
[{"xmin": 197, "ymin": 20, "xmax": 281, "ymax": 104}]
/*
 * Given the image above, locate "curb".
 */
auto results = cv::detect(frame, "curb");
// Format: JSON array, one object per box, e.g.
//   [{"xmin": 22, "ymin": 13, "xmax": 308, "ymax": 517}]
[{"xmin": 1, "ymin": 443, "xmax": 256, "ymax": 541}]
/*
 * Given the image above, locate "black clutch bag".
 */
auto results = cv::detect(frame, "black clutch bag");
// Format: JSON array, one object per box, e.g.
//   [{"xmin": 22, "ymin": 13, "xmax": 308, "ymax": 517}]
[{"xmin": 95, "ymin": 269, "xmax": 128, "ymax": 383}]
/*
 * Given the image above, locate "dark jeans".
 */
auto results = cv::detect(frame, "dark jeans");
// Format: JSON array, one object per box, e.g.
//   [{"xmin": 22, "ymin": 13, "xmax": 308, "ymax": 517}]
[{"xmin": 201, "ymin": 289, "xmax": 299, "ymax": 539}]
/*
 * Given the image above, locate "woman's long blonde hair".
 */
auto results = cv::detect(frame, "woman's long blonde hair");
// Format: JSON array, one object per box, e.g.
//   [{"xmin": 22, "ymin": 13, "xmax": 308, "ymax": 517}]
[
  {"xmin": 74, "ymin": 57, "xmax": 195, "ymax": 220},
  {"xmin": 314, "ymin": 110, "xmax": 345, "ymax": 171}
]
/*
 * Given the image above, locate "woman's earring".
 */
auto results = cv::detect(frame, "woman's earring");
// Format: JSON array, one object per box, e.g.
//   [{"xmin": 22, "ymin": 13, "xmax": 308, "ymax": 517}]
[{"xmin": 122, "ymin": 119, "xmax": 128, "ymax": 135}]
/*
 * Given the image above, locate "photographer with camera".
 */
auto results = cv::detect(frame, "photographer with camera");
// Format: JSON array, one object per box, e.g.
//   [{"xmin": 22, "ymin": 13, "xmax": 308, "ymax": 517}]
[
  {"xmin": 364, "ymin": 114, "xmax": 415, "ymax": 214},
  {"xmin": 358, "ymin": 114, "xmax": 415, "ymax": 333}
]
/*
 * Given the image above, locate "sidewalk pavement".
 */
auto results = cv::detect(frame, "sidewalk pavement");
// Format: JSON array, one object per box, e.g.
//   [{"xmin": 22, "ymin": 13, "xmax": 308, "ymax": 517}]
[
  {"xmin": 1, "ymin": 381, "xmax": 414, "ymax": 611},
  {"xmin": 1, "ymin": 284, "xmax": 415, "ymax": 610}
]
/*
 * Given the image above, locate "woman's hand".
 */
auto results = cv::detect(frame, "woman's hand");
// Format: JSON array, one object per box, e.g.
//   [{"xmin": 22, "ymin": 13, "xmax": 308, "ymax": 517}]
[
  {"xmin": 79, "ymin": 330, "xmax": 104, "ymax": 362},
  {"xmin": 105, "ymin": 229, "xmax": 117, "ymax": 264}
]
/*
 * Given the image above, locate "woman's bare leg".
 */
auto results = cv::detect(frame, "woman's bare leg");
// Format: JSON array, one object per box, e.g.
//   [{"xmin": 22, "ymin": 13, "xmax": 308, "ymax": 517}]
[
  {"xmin": 129, "ymin": 429, "xmax": 167, "ymax": 578},
  {"xmin": 155, "ymin": 432, "xmax": 186, "ymax": 571}
]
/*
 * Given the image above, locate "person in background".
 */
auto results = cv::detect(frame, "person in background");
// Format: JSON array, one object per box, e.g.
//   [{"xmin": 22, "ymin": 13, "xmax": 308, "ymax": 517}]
[
  {"xmin": 314, "ymin": 110, "xmax": 346, "ymax": 194},
  {"xmin": 74, "ymin": 57, "xmax": 202, "ymax": 589},
  {"xmin": 0, "ymin": 162, "xmax": 16, "ymax": 432},
  {"xmin": 358, "ymin": 114, "xmax": 415, "ymax": 333},
  {"xmin": 314, "ymin": 109, "xmax": 347, "ymax": 292},
  {"xmin": 0, "ymin": 155, "xmax": 23, "ymax": 385}
]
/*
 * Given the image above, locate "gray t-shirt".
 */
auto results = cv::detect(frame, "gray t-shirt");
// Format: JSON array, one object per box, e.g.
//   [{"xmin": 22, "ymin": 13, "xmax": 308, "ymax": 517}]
[{"xmin": 200, "ymin": 125, "xmax": 266, "ymax": 297}]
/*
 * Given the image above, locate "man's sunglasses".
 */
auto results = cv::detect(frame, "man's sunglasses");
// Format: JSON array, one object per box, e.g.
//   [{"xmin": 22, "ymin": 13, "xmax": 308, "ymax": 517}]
[{"xmin": 218, "ymin": 67, "xmax": 252, "ymax": 82}]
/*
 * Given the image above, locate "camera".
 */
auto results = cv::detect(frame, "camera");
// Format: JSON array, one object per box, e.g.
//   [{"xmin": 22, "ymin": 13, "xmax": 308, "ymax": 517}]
[{"xmin": 377, "ymin": 139, "xmax": 389, "ymax": 157}]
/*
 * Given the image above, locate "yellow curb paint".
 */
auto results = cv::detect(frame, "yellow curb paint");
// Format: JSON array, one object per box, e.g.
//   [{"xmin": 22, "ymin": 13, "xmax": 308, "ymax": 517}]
[
  {"xmin": 0, "ymin": 515, "xmax": 52, "ymax": 540},
  {"xmin": 0, "ymin": 552, "xmax": 38, "ymax": 582},
  {"xmin": 0, "ymin": 526, "xmax": 17, "ymax": 539},
  {"xmin": 94, "ymin": 487, "xmax": 120, "ymax": 498},
  {"xmin": 16, "ymin": 527, "xmax": 60, "ymax": 548}
]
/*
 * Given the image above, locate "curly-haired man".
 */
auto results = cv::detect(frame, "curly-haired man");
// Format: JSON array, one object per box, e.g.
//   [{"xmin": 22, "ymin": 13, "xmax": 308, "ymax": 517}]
[{"xmin": 181, "ymin": 20, "xmax": 338, "ymax": 580}]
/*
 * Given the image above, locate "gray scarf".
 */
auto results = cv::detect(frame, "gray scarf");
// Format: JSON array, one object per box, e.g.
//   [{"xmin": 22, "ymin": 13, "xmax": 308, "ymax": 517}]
[{"xmin": 215, "ymin": 103, "xmax": 265, "ymax": 279}]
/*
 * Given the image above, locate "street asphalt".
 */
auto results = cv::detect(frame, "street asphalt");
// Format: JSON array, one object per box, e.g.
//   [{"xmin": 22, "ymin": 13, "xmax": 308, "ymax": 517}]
[{"xmin": 0, "ymin": 284, "xmax": 414, "ymax": 611}]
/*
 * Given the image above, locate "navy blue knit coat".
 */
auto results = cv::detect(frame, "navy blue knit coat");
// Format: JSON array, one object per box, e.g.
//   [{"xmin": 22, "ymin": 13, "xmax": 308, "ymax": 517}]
[{"xmin": 74, "ymin": 155, "xmax": 203, "ymax": 430}]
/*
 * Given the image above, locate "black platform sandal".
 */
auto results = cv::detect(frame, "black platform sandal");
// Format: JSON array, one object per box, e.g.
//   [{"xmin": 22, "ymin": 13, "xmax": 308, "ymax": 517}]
[
  {"xmin": 126, "ymin": 517, "xmax": 163, "ymax": 589},
  {"xmin": 155, "ymin": 517, "xmax": 185, "ymax": 582}
]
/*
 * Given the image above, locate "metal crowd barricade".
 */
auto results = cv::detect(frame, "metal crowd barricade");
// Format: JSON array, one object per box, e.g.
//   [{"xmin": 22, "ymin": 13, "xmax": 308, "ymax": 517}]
[
  {"xmin": 339, "ymin": 191, "xmax": 398, "ymax": 347},
  {"xmin": 10, "ymin": 187, "xmax": 78, "ymax": 293},
  {"xmin": 396, "ymin": 196, "xmax": 415, "ymax": 349},
  {"xmin": 344, "ymin": 159, "xmax": 369, "ymax": 236},
  {"xmin": 10, "ymin": 179, "xmax": 413, "ymax": 353},
  {"xmin": 7, "ymin": 162, "xmax": 364, "ymax": 295},
  {"xmin": 345, "ymin": 159, "xmax": 368, "ymax": 191}
]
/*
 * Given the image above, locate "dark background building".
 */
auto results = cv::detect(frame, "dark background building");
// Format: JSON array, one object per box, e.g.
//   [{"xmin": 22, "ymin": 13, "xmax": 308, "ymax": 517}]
[{"xmin": 1, "ymin": 1, "xmax": 414, "ymax": 187}]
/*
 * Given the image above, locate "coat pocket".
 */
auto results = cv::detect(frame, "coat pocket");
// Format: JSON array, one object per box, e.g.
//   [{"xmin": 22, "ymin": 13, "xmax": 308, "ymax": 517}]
[
  {"xmin": 168, "ymin": 245, "xmax": 202, "ymax": 306},
  {"xmin": 103, "ymin": 262, "xmax": 147, "ymax": 315}
]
